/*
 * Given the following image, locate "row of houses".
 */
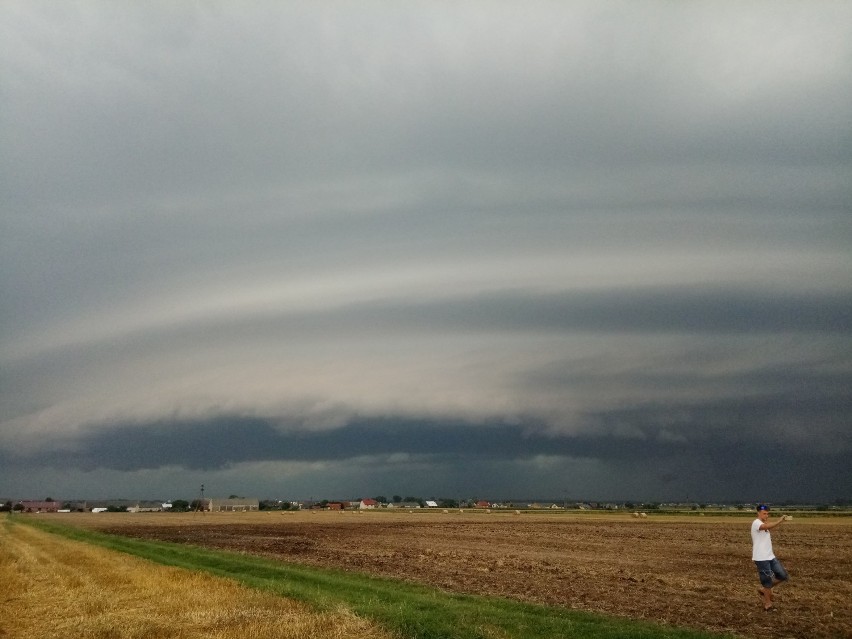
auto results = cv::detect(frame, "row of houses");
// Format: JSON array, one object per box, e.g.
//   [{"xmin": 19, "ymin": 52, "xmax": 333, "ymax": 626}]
[
  {"xmin": 303, "ymin": 500, "xmax": 563, "ymax": 510},
  {"xmin": 5, "ymin": 499, "xmax": 175, "ymax": 513},
  {"xmin": 272, "ymin": 500, "xmax": 627, "ymax": 511},
  {"xmin": 4, "ymin": 497, "xmax": 632, "ymax": 514},
  {"xmin": 5, "ymin": 498, "xmax": 414, "ymax": 513},
  {"xmin": 4, "ymin": 498, "xmax": 259, "ymax": 513}
]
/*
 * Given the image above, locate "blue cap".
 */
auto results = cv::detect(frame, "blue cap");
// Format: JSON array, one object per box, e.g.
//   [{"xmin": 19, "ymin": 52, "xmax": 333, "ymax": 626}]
[{"xmin": 757, "ymin": 504, "xmax": 769, "ymax": 511}]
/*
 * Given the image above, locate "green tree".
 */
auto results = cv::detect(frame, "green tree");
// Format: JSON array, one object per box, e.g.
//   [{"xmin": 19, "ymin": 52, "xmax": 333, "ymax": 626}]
[
  {"xmin": 392, "ymin": 495, "xmax": 402, "ymax": 503},
  {"xmin": 170, "ymin": 500, "xmax": 190, "ymax": 512}
]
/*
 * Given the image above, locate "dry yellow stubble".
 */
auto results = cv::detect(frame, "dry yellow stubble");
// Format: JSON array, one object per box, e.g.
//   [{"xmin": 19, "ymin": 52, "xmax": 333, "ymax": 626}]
[{"xmin": 0, "ymin": 519, "xmax": 393, "ymax": 639}]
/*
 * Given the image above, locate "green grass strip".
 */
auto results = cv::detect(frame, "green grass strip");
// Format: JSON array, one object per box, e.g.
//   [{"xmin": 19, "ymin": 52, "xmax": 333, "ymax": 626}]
[{"xmin": 18, "ymin": 517, "xmax": 732, "ymax": 639}]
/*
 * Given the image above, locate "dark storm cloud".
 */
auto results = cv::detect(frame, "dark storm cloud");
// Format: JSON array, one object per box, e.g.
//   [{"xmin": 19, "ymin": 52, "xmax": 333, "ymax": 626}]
[
  {"xmin": 9, "ymin": 284, "xmax": 846, "ymax": 386},
  {"xmin": 4, "ymin": 389, "xmax": 849, "ymax": 501},
  {"xmin": 3, "ymin": 400, "xmax": 847, "ymax": 473},
  {"xmin": 2, "ymin": 2, "xmax": 851, "ymax": 501},
  {"xmin": 283, "ymin": 286, "xmax": 852, "ymax": 336},
  {"xmin": 10, "ymin": 339, "xmax": 852, "ymax": 471},
  {"xmin": 51, "ymin": 285, "xmax": 846, "ymax": 353},
  {"xmin": 524, "ymin": 341, "xmax": 852, "ymax": 391}
]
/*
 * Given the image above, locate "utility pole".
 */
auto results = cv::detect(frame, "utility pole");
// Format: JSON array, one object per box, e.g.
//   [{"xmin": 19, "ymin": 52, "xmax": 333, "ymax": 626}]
[{"xmin": 195, "ymin": 484, "xmax": 205, "ymax": 512}]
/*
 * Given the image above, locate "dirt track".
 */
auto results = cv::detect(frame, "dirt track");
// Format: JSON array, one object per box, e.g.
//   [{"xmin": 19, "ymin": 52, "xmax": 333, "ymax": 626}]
[{"xmin": 66, "ymin": 511, "xmax": 851, "ymax": 638}]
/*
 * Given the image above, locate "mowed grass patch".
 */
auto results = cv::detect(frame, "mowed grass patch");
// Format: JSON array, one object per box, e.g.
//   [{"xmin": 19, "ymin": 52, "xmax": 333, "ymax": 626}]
[
  {"xmin": 1, "ymin": 518, "xmax": 392, "ymax": 639},
  {"xmin": 21, "ymin": 517, "xmax": 734, "ymax": 639}
]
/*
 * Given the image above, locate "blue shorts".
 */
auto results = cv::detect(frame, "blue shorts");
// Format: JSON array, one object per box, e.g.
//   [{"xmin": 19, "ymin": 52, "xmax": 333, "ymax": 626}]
[{"xmin": 754, "ymin": 558, "xmax": 789, "ymax": 588}]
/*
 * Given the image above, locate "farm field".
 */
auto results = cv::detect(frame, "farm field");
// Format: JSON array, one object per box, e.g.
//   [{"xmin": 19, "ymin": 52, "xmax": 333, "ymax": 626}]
[{"xmin": 41, "ymin": 510, "xmax": 852, "ymax": 639}]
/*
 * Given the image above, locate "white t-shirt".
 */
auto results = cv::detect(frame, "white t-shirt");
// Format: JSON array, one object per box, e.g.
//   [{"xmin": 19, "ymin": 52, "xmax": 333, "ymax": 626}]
[{"xmin": 751, "ymin": 518, "xmax": 775, "ymax": 561}]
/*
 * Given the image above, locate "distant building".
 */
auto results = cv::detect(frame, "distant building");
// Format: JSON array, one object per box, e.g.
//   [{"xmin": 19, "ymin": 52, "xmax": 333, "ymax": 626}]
[
  {"xmin": 359, "ymin": 498, "xmax": 378, "ymax": 509},
  {"xmin": 387, "ymin": 502, "xmax": 421, "ymax": 509},
  {"xmin": 17, "ymin": 500, "xmax": 60, "ymax": 513},
  {"xmin": 127, "ymin": 501, "xmax": 167, "ymax": 513},
  {"xmin": 84, "ymin": 499, "xmax": 163, "ymax": 512},
  {"xmin": 208, "ymin": 497, "xmax": 259, "ymax": 512}
]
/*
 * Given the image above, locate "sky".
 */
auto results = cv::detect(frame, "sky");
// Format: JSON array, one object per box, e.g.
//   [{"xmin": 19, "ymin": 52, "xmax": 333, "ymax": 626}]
[{"xmin": 1, "ymin": 1, "xmax": 850, "ymax": 504}]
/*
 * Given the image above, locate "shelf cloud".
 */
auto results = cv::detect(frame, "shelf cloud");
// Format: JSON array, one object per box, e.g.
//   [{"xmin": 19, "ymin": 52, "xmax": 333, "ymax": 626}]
[{"xmin": 2, "ymin": 1, "xmax": 850, "ymax": 503}]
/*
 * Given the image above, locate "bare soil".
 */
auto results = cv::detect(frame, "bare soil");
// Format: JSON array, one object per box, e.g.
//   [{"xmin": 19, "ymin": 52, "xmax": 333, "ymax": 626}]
[{"xmin": 61, "ymin": 511, "xmax": 852, "ymax": 638}]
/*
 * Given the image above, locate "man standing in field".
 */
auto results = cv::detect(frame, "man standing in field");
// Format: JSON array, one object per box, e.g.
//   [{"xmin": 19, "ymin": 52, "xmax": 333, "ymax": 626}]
[{"xmin": 751, "ymin": 504, "xmax": 790, "ymax": 612}]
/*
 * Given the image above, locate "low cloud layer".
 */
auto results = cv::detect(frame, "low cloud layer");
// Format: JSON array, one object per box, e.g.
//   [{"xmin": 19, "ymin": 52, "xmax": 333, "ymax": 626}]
[{"xmin": 1, "ymin": 2, "xmax": 850, "ymax": 502}]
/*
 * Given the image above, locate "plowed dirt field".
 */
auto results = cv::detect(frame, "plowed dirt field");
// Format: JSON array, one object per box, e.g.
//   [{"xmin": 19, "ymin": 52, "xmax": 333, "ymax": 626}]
[{"xmin": 64, "ymin": 511, "xmax": 851, "ymax": 638}]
